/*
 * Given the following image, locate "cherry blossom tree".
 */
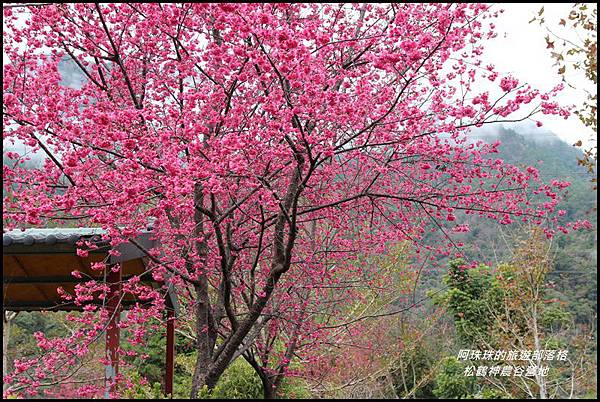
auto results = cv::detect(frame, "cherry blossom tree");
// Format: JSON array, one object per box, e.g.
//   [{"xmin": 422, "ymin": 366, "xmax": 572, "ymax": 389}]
[
  {"xmin": 240, "ymin": 235, "xmax": 414, "ymax": 398},
  {"xmin": 3, "ymin": 3, "xmax": 586, "ymax": 398}
]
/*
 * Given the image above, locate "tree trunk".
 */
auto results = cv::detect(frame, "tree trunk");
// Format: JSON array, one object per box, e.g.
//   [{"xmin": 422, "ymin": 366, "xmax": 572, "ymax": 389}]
[
  {"xmin": 190, "ymin": 183, "xmax": 218, "ymax": 399},
  {"xmin": 190, "ymin": 162, "xmax": 304, "ymax": 397},
  {"xmin": 189, "ymin": 281, "xmax": 217, "ymax": 398},
  {"xmin": 245, "ymin": 355, "xmax": 278, "ymax": 399},
  {"xmin": 261, "ymin": 374, "xmax": 277, "ymax": 399},
  {"xmin": 531, "ymin": 304, "xmax": 547, "ymax": 399}
]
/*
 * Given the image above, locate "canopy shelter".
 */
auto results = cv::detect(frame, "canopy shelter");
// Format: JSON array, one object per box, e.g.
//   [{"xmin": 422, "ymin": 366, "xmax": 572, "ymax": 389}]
[{"xmin": 3, "ymin": 228, "xmax": 178, "ymax": 398}]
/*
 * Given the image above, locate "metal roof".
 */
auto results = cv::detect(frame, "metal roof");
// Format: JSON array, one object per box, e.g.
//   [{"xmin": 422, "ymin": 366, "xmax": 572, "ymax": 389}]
[
  {"xmin": 3, "ymin": 228, "xmax": 108, "ymax": 246},
  {"xmin": 3, "ymin": 227, "xmax": 179, "ymax": 314}
]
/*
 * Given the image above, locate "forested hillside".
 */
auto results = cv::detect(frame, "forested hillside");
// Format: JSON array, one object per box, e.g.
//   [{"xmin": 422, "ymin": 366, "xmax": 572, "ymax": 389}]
[{"xmin": 450, "ymin": 128, "xmax": 596, "ymax": 322}]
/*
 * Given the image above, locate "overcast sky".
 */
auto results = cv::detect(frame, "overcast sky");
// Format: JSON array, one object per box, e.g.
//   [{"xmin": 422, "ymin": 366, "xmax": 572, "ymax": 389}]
[{"xmin": 483, "ymin": 3, "xmax": 596, "ymax": 148}]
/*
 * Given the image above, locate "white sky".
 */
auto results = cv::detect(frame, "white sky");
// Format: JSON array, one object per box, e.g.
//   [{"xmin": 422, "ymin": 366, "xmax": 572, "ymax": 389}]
[{"xmin": 483, "ymin": 3, "xmax": 596, "ymax": 148}]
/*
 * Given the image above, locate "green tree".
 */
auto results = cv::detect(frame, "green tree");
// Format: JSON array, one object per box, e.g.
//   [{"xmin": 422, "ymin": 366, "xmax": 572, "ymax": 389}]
[
  {"xmin": 433, "ymin": 228, "xmax": 596, "ymax": 398},
  {"xmin": 432, "ymin": 357, "xmax": 475, "ymax": 399}
]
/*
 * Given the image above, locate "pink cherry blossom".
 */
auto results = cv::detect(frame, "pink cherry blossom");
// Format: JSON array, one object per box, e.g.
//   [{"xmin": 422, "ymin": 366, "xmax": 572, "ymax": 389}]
[{"xmin": 2, "ymin": 3, "xmax": 580, "ymax": 399}]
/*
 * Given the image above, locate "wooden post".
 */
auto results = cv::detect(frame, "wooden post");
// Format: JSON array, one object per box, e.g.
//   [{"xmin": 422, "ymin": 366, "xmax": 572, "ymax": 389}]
[
  {"xmin": 165, "ymin": 308, "xmax": 175, "ymax": 397},
  {"xmin": 104, "ymin": 266, "xmax": 121, "ymax": 399}
]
